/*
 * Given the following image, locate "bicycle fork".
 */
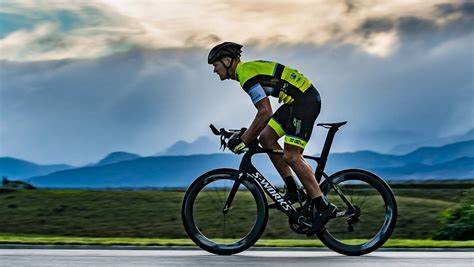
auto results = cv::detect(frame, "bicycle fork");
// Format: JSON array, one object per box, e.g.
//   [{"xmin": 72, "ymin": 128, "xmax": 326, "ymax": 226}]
[{"xmin": 222, "ymin": 173, "xmax": 245, "ymax": 214}]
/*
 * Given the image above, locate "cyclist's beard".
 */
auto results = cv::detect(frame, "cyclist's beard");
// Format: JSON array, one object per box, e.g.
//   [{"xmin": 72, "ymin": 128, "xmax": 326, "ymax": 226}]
[{"xmin": 216, "ymin": 68, "xmax": 227, "ymax": 80}]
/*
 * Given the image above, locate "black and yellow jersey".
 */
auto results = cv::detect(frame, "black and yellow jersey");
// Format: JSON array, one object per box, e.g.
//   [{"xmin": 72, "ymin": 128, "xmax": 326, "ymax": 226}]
[
  {"xmin": 234, "ymin": 60, "xmax": 322, "ymax": 149},
  {"xmin": 235, "ymin": 60, "xmax": 314, "ymax": 104}
]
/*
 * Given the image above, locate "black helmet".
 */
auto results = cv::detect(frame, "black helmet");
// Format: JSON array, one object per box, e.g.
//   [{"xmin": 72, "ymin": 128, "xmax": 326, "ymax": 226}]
[{"xmin": 208, "ymin": 42, "xmax": 243, "ymax": 64}]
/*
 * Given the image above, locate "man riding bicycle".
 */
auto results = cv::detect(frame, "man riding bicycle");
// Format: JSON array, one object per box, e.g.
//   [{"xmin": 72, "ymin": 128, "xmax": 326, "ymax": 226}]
[{"xmin": 208, "ymin": 42, "xmax": 337, "ymax": 235}]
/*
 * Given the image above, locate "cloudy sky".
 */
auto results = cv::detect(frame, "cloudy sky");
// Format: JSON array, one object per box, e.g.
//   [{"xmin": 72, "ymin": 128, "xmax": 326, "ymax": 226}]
[{"xmin": 0, "ymin": 0, "xmax": 473, "ymax": 165}]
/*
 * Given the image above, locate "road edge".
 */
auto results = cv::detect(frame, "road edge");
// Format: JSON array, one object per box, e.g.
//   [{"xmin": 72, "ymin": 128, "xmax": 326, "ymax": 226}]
[{"xmin": 0, "ymin": 244, "xmax": 472, "ymax": 252}]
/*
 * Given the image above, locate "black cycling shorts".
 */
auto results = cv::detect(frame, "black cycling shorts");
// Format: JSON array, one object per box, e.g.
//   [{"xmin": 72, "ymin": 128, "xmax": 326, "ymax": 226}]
[{"xmin": 267, "ymin": 85, "xmax": 321, "ymax": 149}]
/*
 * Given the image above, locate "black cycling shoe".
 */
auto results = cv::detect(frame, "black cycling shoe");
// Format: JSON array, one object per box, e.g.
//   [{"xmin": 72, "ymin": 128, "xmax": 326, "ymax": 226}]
[
  {"xmin": 306, "ymin": 203, "xmax": 338, "ymax": 236},
  {"xmin": 268, "ymin": 192, "xmax": 299, "ymax": 209}
]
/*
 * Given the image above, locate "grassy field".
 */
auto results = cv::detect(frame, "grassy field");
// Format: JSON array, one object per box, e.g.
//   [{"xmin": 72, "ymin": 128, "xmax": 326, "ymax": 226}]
[
  {"xmin": 0, "ymin": 183, "xmax": 472, "ymax": 244},
  {"xmin": 0, "ymin": 234, "xmax": 473, "ymax": 248}
]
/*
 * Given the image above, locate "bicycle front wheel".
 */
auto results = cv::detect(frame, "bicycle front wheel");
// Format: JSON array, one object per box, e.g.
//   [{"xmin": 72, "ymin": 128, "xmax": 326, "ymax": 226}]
[
  {"xmin": 181, "ymin": 168, "xmax": 268, "ymax": 255},
  {"xmin": 318, "ymin": 169, "xmax": 397, "ymax": 256}
]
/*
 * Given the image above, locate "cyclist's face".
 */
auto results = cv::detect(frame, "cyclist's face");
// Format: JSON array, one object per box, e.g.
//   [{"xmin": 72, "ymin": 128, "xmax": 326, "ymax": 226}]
[{"xmin": 212, "ymin": 61, "xmax": 226, "ymax": 80}]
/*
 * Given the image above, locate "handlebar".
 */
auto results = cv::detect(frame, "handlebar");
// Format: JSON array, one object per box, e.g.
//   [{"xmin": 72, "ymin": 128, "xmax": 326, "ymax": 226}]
[
  {"xmin": 209, "ymin": 124, "xmax": 220, "ymax": 135},
  {"xmin": 209, "ymin": 124, "xmax": 246, "ymax": 138},
  {"xmin": 209, "ymin": 124, "xmax": 248, "ymax": 151}
]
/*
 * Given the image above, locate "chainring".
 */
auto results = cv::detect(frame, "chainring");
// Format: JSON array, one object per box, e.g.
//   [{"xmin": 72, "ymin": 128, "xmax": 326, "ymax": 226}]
[{"xmin": 288, "ymin": 201, "xmax": 312, "ymax": 235}]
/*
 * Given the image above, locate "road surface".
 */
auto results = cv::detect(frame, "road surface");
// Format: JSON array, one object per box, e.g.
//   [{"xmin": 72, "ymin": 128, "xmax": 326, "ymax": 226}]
[{"xmin": 0, "ymin": 248, "xmax": 472, "ymax": 266}]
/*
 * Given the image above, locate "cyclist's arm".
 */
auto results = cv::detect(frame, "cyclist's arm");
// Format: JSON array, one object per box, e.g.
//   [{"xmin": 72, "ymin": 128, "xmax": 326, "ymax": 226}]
[{"xmin": 241, "ymin": 83, "xmax": 272, "ymax": 144}]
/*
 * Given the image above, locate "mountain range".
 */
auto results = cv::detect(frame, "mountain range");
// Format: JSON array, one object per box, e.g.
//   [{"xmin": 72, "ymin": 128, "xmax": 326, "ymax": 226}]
[
  {"xmin": 13, "ymin": 139, "xmax": 473, "ymax": 188},
  {"xmin": 325, "ymin": 139, "xmax": 474, "ymax": 172},
  {"xmin": 26, "ymin": 154, "xmax": 240, "ymax": 188},
  {"xmin": 155, "ymin": 136, "xmax": 220, "ymax": 156},
  {"xmin": 95, "ymin": 152, "xmax": 141, "ymax": 166},
  {"xmin": 389, "ymin": 129, "xmax": 474, "ymax": 154},
  {"xmin": 0, "ymin": 157, "xmax": 73, "ymax": 179}
]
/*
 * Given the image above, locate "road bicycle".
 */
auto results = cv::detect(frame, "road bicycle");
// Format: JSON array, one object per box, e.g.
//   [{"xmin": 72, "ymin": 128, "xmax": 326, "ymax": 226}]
[{"xmin": 181, "ymin": 121, "xmax": 397, "ymax": 255}]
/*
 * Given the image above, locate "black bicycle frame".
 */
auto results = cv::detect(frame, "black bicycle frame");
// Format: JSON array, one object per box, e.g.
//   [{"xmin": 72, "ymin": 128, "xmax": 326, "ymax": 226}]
[{"xmin": 223, "ymin": 125, "xmax": 342, "ymax": 221}]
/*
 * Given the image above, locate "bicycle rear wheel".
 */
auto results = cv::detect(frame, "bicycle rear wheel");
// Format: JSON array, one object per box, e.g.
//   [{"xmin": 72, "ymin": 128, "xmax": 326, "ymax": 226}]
[
  {"xmin": 318, "ymin": 169, "xmax": 397, "ymax": 256},
  {"xmin": 181, "ymin": 168, "xmax": 268, "ymax": 255}
]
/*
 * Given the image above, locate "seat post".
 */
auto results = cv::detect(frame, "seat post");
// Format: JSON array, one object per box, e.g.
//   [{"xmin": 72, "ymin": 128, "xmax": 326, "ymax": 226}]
[{"xmin": 314, "ymin": 127, "xmax": 339, "ymax": 183}]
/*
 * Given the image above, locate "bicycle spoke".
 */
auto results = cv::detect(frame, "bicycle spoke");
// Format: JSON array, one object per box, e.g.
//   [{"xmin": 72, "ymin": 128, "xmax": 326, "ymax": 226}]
[
  {"xmin": 349, "ymin": 192, "xmax": 353, "ymax": 206},
  {"xmin": 323, "ymin": 175, "xmax": 396, "ymax": 249},
  {"xmin": 223, "ymin": 215, "xmax": 226, "ymax": 235},
  {"xmin": 188, "ymin": 174, "xmax": 263, "ymax": 245},
  {"xmin": 213, "ymin": 185, "xmax": 224, "ymax": 206},
  {"xmin": 200, "ymin": 190, "xmax": 224, "ymax": 214},
  {"xmin": 357, "ymin": 195, "xmax": 368, "ymax": 210}
]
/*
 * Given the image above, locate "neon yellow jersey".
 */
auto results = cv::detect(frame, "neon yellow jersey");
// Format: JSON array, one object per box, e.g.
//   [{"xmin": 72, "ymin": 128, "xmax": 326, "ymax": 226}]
[{"xmin": 235, "ymin": 60, "xmax": 313, "ymax": 99}]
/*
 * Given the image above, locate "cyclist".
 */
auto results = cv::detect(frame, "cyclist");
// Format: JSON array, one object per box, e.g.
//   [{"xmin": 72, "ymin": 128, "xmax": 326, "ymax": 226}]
[{"xmin": 208, "ymin": 42, "xmax": 337, "ymax": 235}]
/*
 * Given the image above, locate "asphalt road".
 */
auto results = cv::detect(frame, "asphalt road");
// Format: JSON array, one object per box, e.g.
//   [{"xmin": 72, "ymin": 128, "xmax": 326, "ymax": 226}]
[{"xmin": 0, "ymin": 249, "xmax": 472, "ymax": 267}]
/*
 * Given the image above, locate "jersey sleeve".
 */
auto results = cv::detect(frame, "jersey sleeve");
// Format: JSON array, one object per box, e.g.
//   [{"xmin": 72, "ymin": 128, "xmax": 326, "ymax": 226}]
[
  {"xmin": 246, "ymin": 83, "xmax": 267, "ymax": 104},
  {"xmin": 236, "ymin": 62, "xmax": 260, "ymax": 91}
]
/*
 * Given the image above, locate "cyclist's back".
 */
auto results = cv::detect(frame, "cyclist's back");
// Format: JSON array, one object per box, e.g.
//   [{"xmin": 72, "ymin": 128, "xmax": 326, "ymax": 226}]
[
  {"xmin": 235, "ymin": 60, "xmax": 321, "ymax": 105},
  {"xmin": 235, "ymin": 60, "xmax": 321, "ymax": 149}
]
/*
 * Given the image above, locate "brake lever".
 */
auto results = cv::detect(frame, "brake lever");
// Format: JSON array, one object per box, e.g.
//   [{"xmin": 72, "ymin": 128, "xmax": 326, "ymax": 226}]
[{"xmin": 220, "ymin": 135, "xmax": 227, "ymax": 151}]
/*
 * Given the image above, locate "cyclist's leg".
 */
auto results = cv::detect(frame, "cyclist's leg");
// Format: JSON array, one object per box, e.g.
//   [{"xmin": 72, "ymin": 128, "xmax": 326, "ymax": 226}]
[
  {"xmin": 282, "ymin": 143, "xmax": 322, "ymax": 198},
  {"xmin": 259, "ymin": 105, "xmax": 292, "ymax": 178},
  {"xmin": 282, "ymin": 87, "xmax": 336, "ymax": 233},
  {"xmin": 281, "ymin": 88, "xmax": 322, "ymax": 199}
]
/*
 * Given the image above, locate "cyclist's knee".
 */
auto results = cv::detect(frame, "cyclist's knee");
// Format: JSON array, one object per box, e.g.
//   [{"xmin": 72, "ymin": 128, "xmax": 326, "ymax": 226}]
[
  {"xmin": 282, "ymin": 151, "xmax": 301, "ymax": 165},
  {"xmin": 259, "ymin": 128, "xmax": 279, "ymax": 148}
]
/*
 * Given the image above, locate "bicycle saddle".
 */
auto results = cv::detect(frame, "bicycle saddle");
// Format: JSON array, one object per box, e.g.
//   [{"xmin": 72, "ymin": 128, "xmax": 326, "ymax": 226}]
[{"xmin": 317, "ymin": 121, "xmax": 347, "ymax": 128}]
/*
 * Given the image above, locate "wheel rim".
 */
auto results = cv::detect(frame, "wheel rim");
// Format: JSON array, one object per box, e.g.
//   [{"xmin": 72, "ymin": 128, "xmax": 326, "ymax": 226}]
[
  {"xmin": 321, "ymin": 174, "xmax": 396, "ymax": 250},
  {"xmin": 187, "ymin": 174, "xmax": 264, "ymax": 249}
]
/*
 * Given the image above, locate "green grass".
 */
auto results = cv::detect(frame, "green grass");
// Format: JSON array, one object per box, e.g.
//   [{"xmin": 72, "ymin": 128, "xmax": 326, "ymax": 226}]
[
  {"xmin": 0, "ymin": 187, "xmax": 470, "ymax": 240},
  {"xmin": 392, "ymin": 187, "xmax": 473, "ymax": 203},
  {"xmin": 0, "ymin": 234, "xmax": 472, "ymax": 248},
  {"xmin": 0, "ymin": 189, "xmax": 185, "ymax": 237}
]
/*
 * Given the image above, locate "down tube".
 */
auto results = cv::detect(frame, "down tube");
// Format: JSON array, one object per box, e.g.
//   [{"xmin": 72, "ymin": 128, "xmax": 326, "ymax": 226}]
[{"xmin": 245, "ymin": 167, "xmax": 298, "ymax": 218}]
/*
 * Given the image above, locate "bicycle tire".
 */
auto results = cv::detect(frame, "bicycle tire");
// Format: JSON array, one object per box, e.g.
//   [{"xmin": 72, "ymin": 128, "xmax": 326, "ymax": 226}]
[
  {"xmin": 318, "ymin": 169, "xmax": 398, "ymax": 256},
  {"xmin": 181, "ymin": 168, "xmax": 268, "ymax": 255}
]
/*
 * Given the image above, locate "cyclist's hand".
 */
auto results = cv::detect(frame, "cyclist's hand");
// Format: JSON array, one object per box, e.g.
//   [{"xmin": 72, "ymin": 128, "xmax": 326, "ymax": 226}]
[
  {"xmin": 227, "ymin": 135, "xmax": 247, "ymax": 154},
  {"xmin": 278, "ymin": 91, "xmax": 294, "ymax": 104}
]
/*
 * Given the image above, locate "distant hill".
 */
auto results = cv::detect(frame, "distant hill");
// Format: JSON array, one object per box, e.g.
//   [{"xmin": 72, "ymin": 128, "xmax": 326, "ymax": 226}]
[
  {"xmin": 374, "ymin": 157, "xmax": 474, "ymax": 180},
  {"xmin": 157, "ymin": 136, "xmax": 222, "ymax": 156},
  {"xmin": 28, "ymin": 154, "xmax": 241, "ymax": 188},
  {"xmin": 324, "ymin": 140, "xmax": 474, "ymax": 173},
  {"xmin": 0, "ymin": 157, "xmax": 73, "ymax": 179},
  {"xmin": 390, "ymin": 129, "xmax": 474, "ymax": 154},
  {"xmin": 96, "ymin": 151, "xmax": 141, "ymax": 166},
  {"xmin": 325, "ymin": 150, "xmax": 403, "ymax": 173},
  {"xmin": 400, "ymin": 140, "xmax": 474, "ymax": 165},
  {"xmin": 18, "ymin": 139, "xmax": 474, "ymax": 188}
]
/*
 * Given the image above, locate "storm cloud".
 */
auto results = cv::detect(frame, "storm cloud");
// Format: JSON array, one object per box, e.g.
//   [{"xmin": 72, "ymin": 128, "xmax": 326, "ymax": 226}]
[
  {"xmin": 0, "ymin": 0, "xmax": 472, "ymax": 165},
  {"xmin": 1, "ymin": 0, "xmax": 473, "ymax": 60},
  {"xmin": 1, "ymin": 30, "xmax": 472, "ymax": 164}
]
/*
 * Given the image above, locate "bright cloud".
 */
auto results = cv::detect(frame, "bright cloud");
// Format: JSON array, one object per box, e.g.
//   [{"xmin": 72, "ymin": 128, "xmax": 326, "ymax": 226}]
[{"xmin": 0, "ymin": 0, "xmax": 470, "ymax": 61}]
